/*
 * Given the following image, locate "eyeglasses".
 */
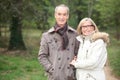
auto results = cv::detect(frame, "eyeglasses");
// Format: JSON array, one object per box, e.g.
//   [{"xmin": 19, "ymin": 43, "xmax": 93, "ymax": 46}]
[{"xmin": 81, "ymin": 25, "xmax": 94, "ymax": 28}]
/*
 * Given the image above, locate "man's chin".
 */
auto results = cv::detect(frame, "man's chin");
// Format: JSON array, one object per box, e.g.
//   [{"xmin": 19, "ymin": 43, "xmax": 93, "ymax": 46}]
[{"xmin": 58, "ymin": 23, "xmax": 65, "ymax": 27}]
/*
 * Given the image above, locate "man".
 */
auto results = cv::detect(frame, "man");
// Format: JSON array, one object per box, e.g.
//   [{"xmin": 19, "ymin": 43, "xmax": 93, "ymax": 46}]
[{"xmin": 38, "ymin": 4, "xmax": 79, "ymax": 80}]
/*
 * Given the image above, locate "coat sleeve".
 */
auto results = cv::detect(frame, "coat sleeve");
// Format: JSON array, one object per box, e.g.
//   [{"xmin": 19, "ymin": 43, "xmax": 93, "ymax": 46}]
[
  {"xmin": 74, "ymin": 39, "xmax": 107, "ymax": 69},
  {"xmin": 74, "ymin": 38, "xmax": 80, "ymax": 56},
  {"xmin": 38, "ymin": 33, "xmax": 52, "ymax": 72}
]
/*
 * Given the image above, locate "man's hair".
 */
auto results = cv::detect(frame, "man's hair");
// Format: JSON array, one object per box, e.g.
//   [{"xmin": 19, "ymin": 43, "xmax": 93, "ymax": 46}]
[{"xmin": 55, "ymin": 4, "xmax": 69, "ymax": 15}]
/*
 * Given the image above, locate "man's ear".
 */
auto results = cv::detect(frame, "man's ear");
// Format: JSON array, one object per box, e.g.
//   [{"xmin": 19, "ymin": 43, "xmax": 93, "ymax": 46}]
[
  {"xmin": 67, "ymin": 14, "xmax": 69, "ymax": 19},
  {"xmin": 54, "ymin": 13, "xmax": 56, "ymax": 18}
]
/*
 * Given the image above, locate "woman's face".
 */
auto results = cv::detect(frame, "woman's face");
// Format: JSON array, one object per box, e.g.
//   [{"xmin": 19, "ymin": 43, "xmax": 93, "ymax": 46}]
[{"xmin": 81, "ymin": 20, "xmax": 95, "ymax": 36}]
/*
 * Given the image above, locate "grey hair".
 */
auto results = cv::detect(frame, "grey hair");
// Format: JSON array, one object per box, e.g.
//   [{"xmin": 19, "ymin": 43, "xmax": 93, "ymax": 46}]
[{"xmin": 55, "ymin": 4, "xmax": 69, "ymax": 15}]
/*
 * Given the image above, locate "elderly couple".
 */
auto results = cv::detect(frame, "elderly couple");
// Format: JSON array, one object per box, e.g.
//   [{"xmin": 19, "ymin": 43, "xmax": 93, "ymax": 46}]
[{"xmin": 38, "ymin": 4, "xmax": 109, "ymax": 80}]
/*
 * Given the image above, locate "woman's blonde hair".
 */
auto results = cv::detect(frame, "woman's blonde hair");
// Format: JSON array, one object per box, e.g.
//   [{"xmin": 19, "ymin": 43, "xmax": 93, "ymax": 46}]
[{"xmin": 76, "ymin": 17, "xmax": 99, "ymax": 35}]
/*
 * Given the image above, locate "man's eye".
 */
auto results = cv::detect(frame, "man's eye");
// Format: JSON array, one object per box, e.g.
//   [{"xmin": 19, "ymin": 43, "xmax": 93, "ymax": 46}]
[{"xmin": 63, "ymin": 14, "xmax": 67, "ymax": 16}]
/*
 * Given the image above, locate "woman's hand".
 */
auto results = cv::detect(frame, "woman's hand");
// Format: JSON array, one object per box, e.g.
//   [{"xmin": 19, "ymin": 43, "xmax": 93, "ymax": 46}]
[
  {"xmin": 70, "ymin": 56, "xmax": 77, "ymax": 66},
  {"xmin": 73, "ymin": 56, "xmax": 77, "ymax": 60}
]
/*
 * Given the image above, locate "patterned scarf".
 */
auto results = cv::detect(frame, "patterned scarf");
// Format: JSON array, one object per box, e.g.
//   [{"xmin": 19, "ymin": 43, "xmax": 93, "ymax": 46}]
[{"xmin": 54, "ymin": 23, "xmax": 69, "ymax": 50}]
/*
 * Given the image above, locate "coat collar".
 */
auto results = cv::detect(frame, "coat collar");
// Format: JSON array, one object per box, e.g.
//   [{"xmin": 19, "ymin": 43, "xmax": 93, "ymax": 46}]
[
  {"xmin": 76, "ymin": 31, "xmax": 95, "ymax": 42},
  {"xmin": 76, "ymin": 32, "xmax": 109, "ymax": 44},
  {"xmin": 48, "ymin": 26, "xmax": 76, "ymax": 33}
]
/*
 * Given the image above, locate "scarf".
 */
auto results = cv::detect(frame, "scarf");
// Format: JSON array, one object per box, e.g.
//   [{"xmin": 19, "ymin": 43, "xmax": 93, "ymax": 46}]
[{"xmin": 54, "ymin": 23, "xmax": 69, "ymax": 50}]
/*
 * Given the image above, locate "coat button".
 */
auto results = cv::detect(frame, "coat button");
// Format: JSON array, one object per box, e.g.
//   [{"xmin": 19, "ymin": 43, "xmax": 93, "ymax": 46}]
[
  {"xmin": 59, "ymin": 67, "xmax": 61, "ymax": 69},
  {"xmin": 55, "ymin": 40, "xmax": 57, "ymax": 43},
  {"xmin": 67, "ymin": 57, "xmax": 70, "ymax": 60},
  {"xmin": 58, "ymin": 57, "xmax": 61, "ymax": 60},
  {"xmin": 67, "ymin": 48, "xmax": 69, "ymax": 51},
  {"xmin": 72, "ymin": 43, "xmax": 74, "ymax": 45},
  {"xmin": 67, "ymin": 66, "xmax": 70, "ymax": 69},
  {"xmin": 54, "ymin": 38, "xmax": 57, "ymax": 43},
  {"xmin": 51, "ymin": 68, "xmax": 54, "ymax": 71}
]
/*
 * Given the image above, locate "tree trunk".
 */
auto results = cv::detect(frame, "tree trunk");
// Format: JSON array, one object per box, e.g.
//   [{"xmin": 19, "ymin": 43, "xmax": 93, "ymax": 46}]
[
  {"xmin": 8, "ymin": 16, "xmax": 26, "ymax": 50},
  {"xmin": 8, "ymin": 0, "xmax": 26, "ymax": 50},
  {"xmin": 88, "ymin": 0, "xmax": 94, "ymax": 18},
  {"xmin": 0, "ymin": 26, "xmax": 1, "ymax": 37}
]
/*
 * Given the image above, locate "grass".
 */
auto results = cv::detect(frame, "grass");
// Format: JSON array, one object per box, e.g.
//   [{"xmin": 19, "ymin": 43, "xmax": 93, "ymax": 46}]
[
  {"xmin": 0, "ymin": 52, "xmax": 47, "ymax": 80},
  {"xmin": 0, "ymin": 28, "xmax": 120, "ymax": 80},
  {"xmin": 0, "ymin": 29, "xmax": 47, "ymax": 80}
]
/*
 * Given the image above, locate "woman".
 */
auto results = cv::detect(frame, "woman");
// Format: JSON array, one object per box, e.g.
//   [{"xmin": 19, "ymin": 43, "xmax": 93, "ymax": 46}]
[{"xmin": 70, "ymin": 18, "xmax": 109, "ymax": 80}]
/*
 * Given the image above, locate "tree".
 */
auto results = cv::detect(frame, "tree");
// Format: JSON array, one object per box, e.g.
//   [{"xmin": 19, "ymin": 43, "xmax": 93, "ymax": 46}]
[
  {"xmin": 97, "ymin": 0, "xmax": 120, "ymax": 40},
  {"xmin": 8, "ymin": 0, "xmax": 26, "ymax": 50},
  {"xmin": 0, "ymin": 0, "xmax": 52, "ymax": 50}
]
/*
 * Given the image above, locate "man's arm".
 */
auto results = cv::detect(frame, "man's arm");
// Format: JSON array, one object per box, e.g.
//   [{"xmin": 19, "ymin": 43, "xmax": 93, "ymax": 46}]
[{"xmin": 38, "ymin": 33, "xmax": 52, "ymax": 72}]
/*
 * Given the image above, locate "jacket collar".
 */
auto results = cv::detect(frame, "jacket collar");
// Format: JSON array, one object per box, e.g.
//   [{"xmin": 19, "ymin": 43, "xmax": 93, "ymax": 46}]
[
  {"xmin": 76, "ymin": 31, "xmax": 95, "ymax": 43},
  {"xmin": 76, "ymin": 31, "xmax": 109, "ymax": 44},
  {"xmin": 48, "ymin": 26, "xmax": 75, "ymax": 33}
]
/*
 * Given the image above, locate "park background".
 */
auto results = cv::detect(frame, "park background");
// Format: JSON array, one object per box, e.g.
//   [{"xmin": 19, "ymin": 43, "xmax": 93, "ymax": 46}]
[{"xmin": 0, "ymin": 0, "xmax": 120, "ymax": 80}]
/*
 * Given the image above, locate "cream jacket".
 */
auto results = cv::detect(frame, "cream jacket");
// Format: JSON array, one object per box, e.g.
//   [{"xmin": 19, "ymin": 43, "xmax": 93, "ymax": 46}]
[{"xmin": 74, "ymin": 32, "xmax": 109, "ymax": 80}]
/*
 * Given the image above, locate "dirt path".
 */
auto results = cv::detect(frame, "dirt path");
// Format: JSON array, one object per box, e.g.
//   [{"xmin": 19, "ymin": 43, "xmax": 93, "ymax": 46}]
[{"xmin": 104, "ymin": 65, "xmax": 119, "ymax": 80}]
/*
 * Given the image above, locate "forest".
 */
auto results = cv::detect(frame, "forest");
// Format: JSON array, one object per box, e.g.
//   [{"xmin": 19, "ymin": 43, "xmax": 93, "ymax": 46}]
[{"xmin": 0, "ymin": 0, "xmax": 120, "ymax": 80}]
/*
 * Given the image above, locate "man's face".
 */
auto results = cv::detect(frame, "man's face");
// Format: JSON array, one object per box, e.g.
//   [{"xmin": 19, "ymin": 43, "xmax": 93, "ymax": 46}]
[{"xmin": 55, "ymin": 7, "xmax": 69, "ymax": 27}]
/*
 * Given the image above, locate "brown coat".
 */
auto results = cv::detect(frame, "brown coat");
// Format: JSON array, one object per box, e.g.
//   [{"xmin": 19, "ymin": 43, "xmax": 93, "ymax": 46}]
[{"xmin": 38, "ymin": 26, "xmax": 79, "ymax": 80}]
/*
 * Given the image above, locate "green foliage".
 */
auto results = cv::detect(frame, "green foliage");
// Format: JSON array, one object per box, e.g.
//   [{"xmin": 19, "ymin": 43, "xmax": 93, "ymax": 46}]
[
  {"xmin": 1, "ymin": 0, "xmax": 120, "ymax": 32},
  {"xmin": 95, "ymin": 0, "xmax": 120, "ymax": 39},
  {"xmin": 108, "ymin": 37, "xmax": 120, "ymax": 76}
]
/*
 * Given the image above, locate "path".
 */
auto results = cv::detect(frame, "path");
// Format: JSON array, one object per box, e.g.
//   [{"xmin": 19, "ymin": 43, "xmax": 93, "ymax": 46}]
[{"xmin": 104, "ymin": 65, "xmax": 119, "ymax": 80}]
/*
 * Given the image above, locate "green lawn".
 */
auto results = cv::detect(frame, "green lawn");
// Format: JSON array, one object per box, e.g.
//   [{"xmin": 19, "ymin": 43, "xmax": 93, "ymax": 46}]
[
  {"xmin": 0, "ymin": 51, "xmax": 47, "ymax": 80},
  {"xmin": 0, "ymin": 29, "xmax": 47, "ymax": 80}
]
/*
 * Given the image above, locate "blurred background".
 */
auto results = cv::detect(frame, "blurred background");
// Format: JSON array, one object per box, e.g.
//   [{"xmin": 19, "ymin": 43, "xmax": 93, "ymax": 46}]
[{"xmin": 0, "ymin": 0, "xmax": 120, "ymax": 80}]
